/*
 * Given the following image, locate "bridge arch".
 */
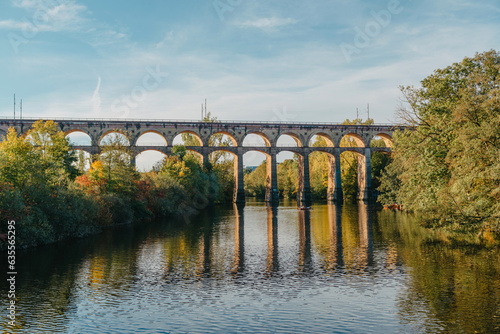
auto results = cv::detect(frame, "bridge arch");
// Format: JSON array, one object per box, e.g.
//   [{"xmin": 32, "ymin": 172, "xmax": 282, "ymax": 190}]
[
  {"xmin": 242, "ymin": 132, "xmax": 271, "ymax": 147},
  {"xmin": 135, "ymin": 150, "xmax": 168, "ymax": 172},
  {"xmin": 370, "ymin": 133, "xmax": 393, "ymax": 148},
  {"xmin": 99, "ymin": 130, "xmax": 131, "ymax": 146},
  {"xmin": 339, "ymin": 133, "xmax": 366, "ymax": 148},
  {"xmin": 134, "ymin": 130, "xmax": 167, "ymax": 146},
  {"xmin": 308, "ymin": 132, "xmax": 335, "ymax": 147},
  {"xmin": 208, "ymin": 131, "xmax": 237, "ymax": 147},
  {"xmin": 72, "ymin": 149, "xmax": 92, "ymax": 172},
  {"xmin": 66, "ymin": 130, "xmax": 92, "ymax": 146},
  {"xmin": 172, "ymin": 130, "xmax": 203, "ymax": 146},
  {"xmin": 277, "ymin": 133, "xmax": 303, "ymax": 147}
]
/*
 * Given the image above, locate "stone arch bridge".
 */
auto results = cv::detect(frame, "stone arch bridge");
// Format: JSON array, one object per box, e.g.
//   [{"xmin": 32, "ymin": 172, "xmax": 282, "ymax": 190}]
[{"xmin": 0, "ymin": 118, "xmax": 402, "ymax": 205}]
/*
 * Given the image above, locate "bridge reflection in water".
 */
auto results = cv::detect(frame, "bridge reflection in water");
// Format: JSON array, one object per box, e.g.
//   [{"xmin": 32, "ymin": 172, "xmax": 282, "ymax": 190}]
[
  {"xmin": 224, "ymin": 202, "xmax": 375, "ymax": 277},
  {"xmin": 6, "ymin": 201, "xmax": 499, "ymax": 333}
]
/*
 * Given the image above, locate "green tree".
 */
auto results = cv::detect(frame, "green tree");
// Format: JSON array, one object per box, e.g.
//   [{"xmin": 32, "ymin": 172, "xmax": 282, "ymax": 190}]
[
  {"xmin": 380, "ymin": 50, "xmax": 500, "ymax": 233},
  {"xmin": 99, "ymin": 132, "xmax": 139, "ymax": 196},
  {"xmin": 244, "ymin": 161, "xmax": 267, "ymax": 197}
]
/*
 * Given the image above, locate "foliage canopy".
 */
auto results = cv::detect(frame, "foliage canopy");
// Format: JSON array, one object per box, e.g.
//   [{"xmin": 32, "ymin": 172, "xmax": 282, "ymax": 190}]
[{"xmin": 379, "ymin": 50, "xmax": 500, "ymax": 234}]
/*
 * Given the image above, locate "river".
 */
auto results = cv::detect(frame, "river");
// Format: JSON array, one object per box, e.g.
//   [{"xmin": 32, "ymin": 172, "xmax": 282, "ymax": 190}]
[{"xmin": 2, "ymin": 200, "xmax": 500, "ymax": 333}]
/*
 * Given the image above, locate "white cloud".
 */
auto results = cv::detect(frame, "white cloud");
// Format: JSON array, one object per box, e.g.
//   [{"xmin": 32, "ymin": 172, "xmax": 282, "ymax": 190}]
[
  {"xmin": 236, "ymin": 17, "xmax": 298, "ymax": 29},
  {"xmin": 2, "ymin": 0, "xmax": 88, "ymax": 32},
  {"xmin": 0, "ymin": 19, "xmax": 33, "ymax": 30}
]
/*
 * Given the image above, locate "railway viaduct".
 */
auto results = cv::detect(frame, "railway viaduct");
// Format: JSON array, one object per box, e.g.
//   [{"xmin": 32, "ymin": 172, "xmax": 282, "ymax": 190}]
[{"xmin": 0, "ymin": 118, "xmax": 401, "ymax": 206}]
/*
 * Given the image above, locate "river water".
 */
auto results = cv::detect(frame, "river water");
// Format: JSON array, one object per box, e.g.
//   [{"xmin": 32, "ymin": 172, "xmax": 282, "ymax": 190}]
[{"xmin": 2, "ymin": 200, "xmax": 500, "ymax": 333}]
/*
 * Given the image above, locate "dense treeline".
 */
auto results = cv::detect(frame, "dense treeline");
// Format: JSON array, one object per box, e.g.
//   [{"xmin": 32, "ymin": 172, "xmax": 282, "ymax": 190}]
[
  {"xmin": 0, "ymin": 121, "xmax": 228, "ymax": 248},
  {"xmin": 244, "ymin": 119, "xmax": 390, "ymax": 201},
  {"xmin": 378, "ymin": 50, "xmax": 500, "ymax": 236}
]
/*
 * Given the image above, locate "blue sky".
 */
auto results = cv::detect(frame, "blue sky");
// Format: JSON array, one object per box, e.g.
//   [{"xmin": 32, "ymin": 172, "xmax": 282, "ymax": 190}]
[{"xmin": 0, "ymin": 0, "xmax": 499, "ymax": 124}]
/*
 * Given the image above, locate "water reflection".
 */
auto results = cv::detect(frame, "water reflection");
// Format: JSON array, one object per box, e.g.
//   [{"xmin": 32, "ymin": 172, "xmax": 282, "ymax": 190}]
[
  {"xmin": 266, "ymin": 206, "xmax": 279, "ymax": 274},
  {"xmin": 327, "ymin": 204, "xmax": 343, "ymax": 270},
  {"xmin": 298, "ymin": 210, "xmax": 312, "ymax": 272},
  {"xmin": 232, "ymin": 204, "xmax": 245, "ymax": 275},
  {"xmin": 358, "ymin": 202, "xmax": 374, "ymax": 269},
  {"xmin": 2, "ymin": 202, "xmax": 500, "ymax": 333}
]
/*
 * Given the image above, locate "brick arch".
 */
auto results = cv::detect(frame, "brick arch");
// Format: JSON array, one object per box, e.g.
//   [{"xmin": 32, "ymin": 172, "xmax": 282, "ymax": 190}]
[
  {"xmin": 277, "ymin": 132, "xmax": 303, "ymax": 147},
  {"xmin": 133, "ymin": 130, "xmax": 168, "ymax": 146},
  {"xmin": 339, "ymin": 133, "xmax": 366, "ymax": 148},
  {"xmin": 64, "ymin": 128, "xmax": 92, "ymax": 136},
  {"xmin": 98, "ymin": 129, "xmax": 131, "ymax": 146},
  {"xmin": 307, "ymin": 131, "xmax": 335, "ymax": 147},
  {"xmin": 208, "ymin": 131, "xmax": 238, "ymax": 147},
  {"xmin": 242, "ymin": 131, "xmax": 271, "ymax": 147},
  {"xmin": 370, "ymin": 132, "xmax": 393, "ymax": 148},
  {"xmin": 172, "ymin": 130, "xmax": 203, "ymax": 146},
  {"xmin": 65, "ymin": 130, "xmax": 93, "ymax": 146}
]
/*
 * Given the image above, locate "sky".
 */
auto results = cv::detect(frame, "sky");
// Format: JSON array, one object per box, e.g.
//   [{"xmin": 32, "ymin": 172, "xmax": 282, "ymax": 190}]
[
  {"xmin": 0, "ymin": 0, "xmax": 499, "ymax": 169},
  {"xmin": 0, "ymin": 0, "xmax": 499, "ymax": 124}
]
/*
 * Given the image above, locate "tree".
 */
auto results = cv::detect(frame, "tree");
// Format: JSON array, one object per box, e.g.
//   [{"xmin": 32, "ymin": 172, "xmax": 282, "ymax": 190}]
[
  {"xmin": 98, "ymin": 132, "xmax": 139, "ymax": 196},
  {"xmin": 380, "ymin": 50, "xmax": 500, "ymax": 233},
  {"xmin": 0, "ymin": 120, "xmax": 78, "ymax": 188}
]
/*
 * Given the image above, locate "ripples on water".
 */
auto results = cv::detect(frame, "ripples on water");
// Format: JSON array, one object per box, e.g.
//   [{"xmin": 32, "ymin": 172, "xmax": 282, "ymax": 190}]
[{"xmin": 1, "ymin": 201, "xmax": 500, "ymax": 333}]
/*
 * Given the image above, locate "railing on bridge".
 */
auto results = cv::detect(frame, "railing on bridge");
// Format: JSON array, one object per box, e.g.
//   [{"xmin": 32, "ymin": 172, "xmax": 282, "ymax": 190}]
[{"xmin": 0, "ymin": 116, "xmax": 397, "ymax": 127}]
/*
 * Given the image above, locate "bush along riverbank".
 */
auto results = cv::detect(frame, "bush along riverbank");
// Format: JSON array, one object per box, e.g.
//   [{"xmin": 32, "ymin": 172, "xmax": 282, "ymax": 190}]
[{"xmin": 0, "ymin": 121, "xmax": 226, "ymax": 249}]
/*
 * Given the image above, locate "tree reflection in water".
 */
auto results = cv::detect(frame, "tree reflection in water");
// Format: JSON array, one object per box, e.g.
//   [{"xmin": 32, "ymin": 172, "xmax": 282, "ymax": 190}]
[{"xmin": 2, "ymin": 202, "xmax": 500, "ymax": 333}]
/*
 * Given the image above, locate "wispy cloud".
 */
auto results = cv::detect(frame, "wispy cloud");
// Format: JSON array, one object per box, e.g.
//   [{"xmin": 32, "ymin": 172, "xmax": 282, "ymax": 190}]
[
  {"xmin": 6, "ymin": 0, "xmax": 88, "ymax": 32},
  {"xmin": 92, "ymin": 76, "xmax": 102, "ymax": 115},
  {"xmin": 236, "ymin": 17, "xmax": 298, "ymax": 29}
]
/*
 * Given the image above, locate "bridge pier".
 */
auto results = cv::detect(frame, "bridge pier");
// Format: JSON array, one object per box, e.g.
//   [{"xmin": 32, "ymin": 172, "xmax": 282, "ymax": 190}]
[
  {"xmin": 233, "ymin": 151, "xmax": 246, "ymax": 204},
  {"xmin": 297, "ymin": 153, "xmax": 312, "ymax": 207},
  {"xmin": 357, "ymin": 148, "xmax": 373, "ymax": 201},
  {"xmin": 327, "ymin": 150, "xmax": 343, "ymax": 203},
  {"xmin": 265, "ymin": 152, "xmax": 280, "ymax": 205}
]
